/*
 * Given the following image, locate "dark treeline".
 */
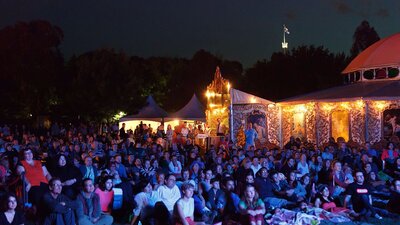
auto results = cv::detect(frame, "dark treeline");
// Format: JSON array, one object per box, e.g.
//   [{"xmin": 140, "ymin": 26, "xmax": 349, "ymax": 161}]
[{"xmin": 0, "ymin": 20, "xmax": 379, "ymax": 122}]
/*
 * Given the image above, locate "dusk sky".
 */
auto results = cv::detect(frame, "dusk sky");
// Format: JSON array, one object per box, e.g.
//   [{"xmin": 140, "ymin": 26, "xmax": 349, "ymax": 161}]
[{"xmin": 1, "ymin": 0, "xmax": 399, "ymax": 67}]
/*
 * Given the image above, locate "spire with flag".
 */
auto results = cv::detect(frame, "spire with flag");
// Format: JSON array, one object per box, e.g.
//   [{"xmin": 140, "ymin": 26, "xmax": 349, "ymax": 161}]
[
  {"xmin": 283, "ymin": 24, "xmax": 290, "ymax": 34},
  {"xmin": 282, "ymin": 24, "xmax": 289, "ymax": 52}
]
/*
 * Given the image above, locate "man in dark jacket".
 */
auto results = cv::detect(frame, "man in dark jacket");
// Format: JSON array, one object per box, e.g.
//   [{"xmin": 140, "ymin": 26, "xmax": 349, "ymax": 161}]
[
  {"xmin": 42, "ymin": 177, "xmax": 77, "ymax": 225},
  {"xmin": 254, "ymin": 168, "xmax": 288, "ymax": 208}
]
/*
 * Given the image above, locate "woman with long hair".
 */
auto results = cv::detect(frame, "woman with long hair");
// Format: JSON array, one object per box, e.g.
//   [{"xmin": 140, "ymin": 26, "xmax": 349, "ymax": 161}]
[
  {"xmin": 51, "ymin": 154, "xmax": 82, "ymax": 199},
  {"xmin": 95, "ymin": 176, "xmax": 114, "ymax": 214},
  {"xmin": 314, "ymin": 184, "xmax": 356, "ymax": 219},
  {"xmin": 0, "ymin": 193, "xmax": 25, "ymax": 225},
  {"xmin": 238, "ymin": 184, "xmax": 266, "ymax": 225},
  {"xmin": 318, "ymin": 159, "xmax": 331, "ymax": 185}
]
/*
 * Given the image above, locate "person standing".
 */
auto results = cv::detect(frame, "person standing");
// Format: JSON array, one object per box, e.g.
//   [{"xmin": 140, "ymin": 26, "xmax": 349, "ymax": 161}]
[
  {"xmin": 245, "ymin": 123, "xmax": 258, "ymax": 150},
  {"xmin": 216, "ymin": 118, "xmax": 225, "ymax": 136},
  {"xmin": 119, "ymin": 123, "xmax": 127, "ymax": 140}
]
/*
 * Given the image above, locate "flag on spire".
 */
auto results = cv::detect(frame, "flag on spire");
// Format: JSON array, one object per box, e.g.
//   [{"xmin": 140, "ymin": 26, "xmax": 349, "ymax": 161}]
[{"xmin": 283, "ymin": 25, "xmax": 290, "ymax": 34}]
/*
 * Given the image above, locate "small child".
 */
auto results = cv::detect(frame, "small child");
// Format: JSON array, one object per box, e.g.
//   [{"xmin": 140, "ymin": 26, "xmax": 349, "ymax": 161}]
[{"xmin": 174, "ymin": 183, "xmax": 205, "ymax": 225}]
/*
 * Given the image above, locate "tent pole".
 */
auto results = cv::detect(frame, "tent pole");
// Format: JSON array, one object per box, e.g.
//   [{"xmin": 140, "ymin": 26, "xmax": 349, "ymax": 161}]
[
  {"xmin": 279, "ymin": 105, "xmax": 283, "ymax": 148},
  {"xmin": 230, "ymin": 103, "xmax": 234, "ymax": 142},
  {"xmin": 365, "ymin": 101, "xmax": 369, "ymax": 143},
  {"xmin": 230, "ymin": 90, "xmax": 234, "ymax": 144}
]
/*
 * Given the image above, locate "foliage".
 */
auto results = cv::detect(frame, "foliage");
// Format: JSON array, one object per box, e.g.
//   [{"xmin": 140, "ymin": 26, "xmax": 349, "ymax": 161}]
[
  {"xmin": 243, "ymin": 45, "xmax": 349, "ymax": 101},
  {"xmin": 165, "ymin": 49, "xmax": 244, "ymax": 111},
  {"xmin": 64, "ymin": 49, "xmax": 147, "ymax": 121},
  {"xmin": 350, "ymin": 20, "xmax": 380, "ymax": 58},
  {"xmin": 0, "ymin": 20, "xmax": 364, "ymax": 122},
  {"xmin": 0, "ymin": 20, "xmax": 64, "ymax": 120}
]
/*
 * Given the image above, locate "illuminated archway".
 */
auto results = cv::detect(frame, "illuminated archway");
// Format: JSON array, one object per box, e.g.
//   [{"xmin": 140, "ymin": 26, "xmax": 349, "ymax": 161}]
[{"xmin": 331, "ymin": 110, "xmax": 350, "ymax": 142}]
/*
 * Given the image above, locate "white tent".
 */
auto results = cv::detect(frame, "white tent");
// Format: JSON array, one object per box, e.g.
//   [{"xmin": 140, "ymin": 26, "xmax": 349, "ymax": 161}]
[
  {"xmin": 230, "ymin": 88, "xmax": 274, "ymax": 105},
  {"xmin": 119, "ymin": 96, "xmax": 169, "ymax": 131},
  {"xmin": 167, "ymin": 94, "xmax": 206, "ymax": 122},
  {"xmin": 229, "ymin": 88, "xmax": 275, "ymax": 141}
]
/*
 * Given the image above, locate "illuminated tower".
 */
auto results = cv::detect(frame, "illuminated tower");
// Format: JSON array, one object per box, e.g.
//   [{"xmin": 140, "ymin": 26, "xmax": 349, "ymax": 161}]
[{"xmin": 205, "ymin": 67, "xmax": 231, "ymax": 136}]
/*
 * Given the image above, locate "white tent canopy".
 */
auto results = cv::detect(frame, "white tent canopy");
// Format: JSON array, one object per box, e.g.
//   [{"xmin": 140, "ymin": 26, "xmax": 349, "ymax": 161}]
[
  {"xmin": 120, "ymin": 95, "xmax": 168, "ymax": 122},
  {"xmin": 119, "ymin": 95, "xmax": 169, "ymax": 131},
  {"xmin": 167, "ymin": 94, "xmax": 206, "ymax": 122},
  {"xmin": 230, "ymin": 88, "xmax": 274, "ymax": 105}
]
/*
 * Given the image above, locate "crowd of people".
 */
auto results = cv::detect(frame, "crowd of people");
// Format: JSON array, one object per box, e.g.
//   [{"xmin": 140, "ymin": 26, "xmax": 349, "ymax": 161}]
[{"xmin": 0, "ymin": 122, "xmax": 400, "ymax": 225}]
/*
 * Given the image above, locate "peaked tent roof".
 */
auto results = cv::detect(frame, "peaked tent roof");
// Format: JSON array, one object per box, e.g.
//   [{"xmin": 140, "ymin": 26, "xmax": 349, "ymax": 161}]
[
  {"xmin": 279, "ymin": 80, "xmax": 400, "ymax": 104},
  {"xmin": 120, "ymin": 95, "xmax": 168, "ymax": 122},
  {"xmin": 231, "ymin": 88, "xmax": 274, "ymax": 105},
  {"xmin": 342, "ymin": 33, "xmax": 400, "ymax": 74},
  {"xmin": 168, "ymin": 94, "xmax": 206, "ymax": 121}
]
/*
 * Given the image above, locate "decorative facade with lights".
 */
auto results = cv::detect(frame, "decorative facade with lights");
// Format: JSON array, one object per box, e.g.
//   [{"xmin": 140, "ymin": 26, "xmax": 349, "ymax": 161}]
[
  {"xmin": 278, "ymin": 33, "xmax": 400, "ymax": 146},
  {"xmin": 203, "ymin": 33, "xmax": 400, "ymax": 148}
]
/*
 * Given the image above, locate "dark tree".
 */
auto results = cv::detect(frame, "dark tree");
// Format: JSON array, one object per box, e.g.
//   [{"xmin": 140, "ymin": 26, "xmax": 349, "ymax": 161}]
[
  {"xmin": 0, "ymin": 20, "xmax": 64, "ymax": 120},
  {"xmin": 163, "ymin": 49, "xmax": 244, "ymax": 111},
  {"xmin": 244, "ymin": 45, "xmax": 348, "ymax": 101},
  {"xmin": 350, "ymin": 20, "xmax": 380, "ymax": 58},
  {"xmin": 65, "ymin": 49, "xmax": 147, "ymax": 121}
]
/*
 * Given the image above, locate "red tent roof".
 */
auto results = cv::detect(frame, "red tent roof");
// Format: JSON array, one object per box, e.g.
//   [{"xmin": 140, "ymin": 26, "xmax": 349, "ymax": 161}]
[{"xmin": 342, "ymin": 33, "xmax": 400, "ymax": 74}]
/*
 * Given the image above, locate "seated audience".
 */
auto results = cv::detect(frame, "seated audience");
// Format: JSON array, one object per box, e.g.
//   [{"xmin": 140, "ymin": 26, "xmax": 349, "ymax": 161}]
[
  {"xmin": 344, "ymin": 171, "xmax": 382, "ymax": 220},
  {"xmin": 95, "ymin": 176, "xmax": 114, "ymax": 214},
  {"xmin": 0, "ymin": 193, "xmax": 25, "ymax": 225},
  {"xmin": 42, "ymin": 177, "xmax": 77, "ymax": 225},
  {"xmin": 77, "ymin": 178, "xmax": 113, "ymax": 225},
  {"xmin": 131, "ymin": 180, "xmax": 160, "ymax": 225},
  {"xmin": 173, "ymin": 182, "xmax": 205, "ymax": 225},
  {"xmin": 238, "ymin": 184, "xmax": 266, "ymax": 225}
]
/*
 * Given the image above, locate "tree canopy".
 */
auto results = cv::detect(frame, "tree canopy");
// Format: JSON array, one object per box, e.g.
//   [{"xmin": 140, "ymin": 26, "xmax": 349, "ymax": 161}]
[
  {"xmin": 0, "ymin": 20, "xmax": 64, "ymax": 120},
  {"xmin": 243, "ymin": 45, "xmax": 348, "ymax": 101},
  {"xmin": 0, "ymin": 20, "xmax": 369, "ymax": 122},
  {"xmin": 350, "ymin": 20, "xmax": 380, "ymax": 58}
]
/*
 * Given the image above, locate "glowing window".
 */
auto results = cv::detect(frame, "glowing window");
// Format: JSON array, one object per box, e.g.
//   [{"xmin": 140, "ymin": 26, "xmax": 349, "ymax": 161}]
[
  {"xmin": 331, "ymin": 111, "xmax": 349, "ymax": 142},
  {"xmin": 292, "ymin": 112, "xmax": 305, "ymax": 139}
]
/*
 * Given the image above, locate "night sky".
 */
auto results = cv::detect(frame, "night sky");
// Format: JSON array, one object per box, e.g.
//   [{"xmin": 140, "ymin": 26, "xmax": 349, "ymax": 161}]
[{"xmin": 1, "ymin": 0, "xmax": 399, "ymax": 67}]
